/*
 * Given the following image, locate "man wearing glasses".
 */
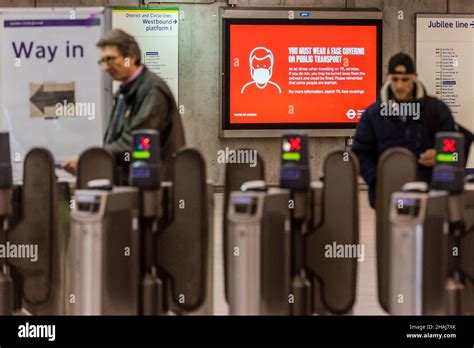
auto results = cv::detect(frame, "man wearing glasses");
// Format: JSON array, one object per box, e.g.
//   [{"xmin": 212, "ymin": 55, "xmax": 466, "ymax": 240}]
[
  {"xmin": 64, "ymin": 29, "xmax": 184, "ymax": 183},
  {"xmin": 352, "ymin": 53, "xmax": 456, "ymax": 208}
]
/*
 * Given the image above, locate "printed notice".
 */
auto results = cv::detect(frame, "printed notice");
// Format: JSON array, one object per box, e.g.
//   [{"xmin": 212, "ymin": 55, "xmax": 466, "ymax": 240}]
[{"xmin": 417, "ymin": 14, "xmax": 474, "ymax": 168}]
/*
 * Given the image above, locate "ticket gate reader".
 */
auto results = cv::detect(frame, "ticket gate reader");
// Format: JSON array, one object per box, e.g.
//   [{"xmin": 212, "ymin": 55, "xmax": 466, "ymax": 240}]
[
  {"xmin": 375, "ymin": 148, "xmax": 418, "ymax": 312},
  {"xmin": 223, "ymin": 150, "xmax": 265, "ymax": 302},
  {"xmin": 388, "ymin": 186, "xmax": 448, "ymax": 315},
  {"xmin": 227, "ymin": 189, "xmax": 290, "ymax": 315},
  {"xmin": 435, "ymin": 133, "xmax": 474, "ymax": 315},
  {"xmin": 284, "ymin": 135, "xmax": 360, "ymax": 315},
  {"xmin": 66, "ymin": 187, "xmax": 140, "ymax": 315},
  {"xmin": 226, "ymin": 134, "xmax": 360, "ymax": 315},
  {"xmin": 129, "ymin": 130, "xmax": 164, "ymax": 315},
  {"xmin": 68, "ymin": 146, "xmax": 136, "ymax": 315},
  {"xmin": 432, "ymin": 132, "xmax": 466, "ymax": 193},
  {"xmin": 67, "ymin": 131, "xmax": 162, "ymax": 315},
  {"xmin": 280, "ymin": 134, "xmax": 310, "ymax": 191},
  {"xmin": 280, "ymin": 134, "xmax": 312, "ymax": 315},
  {"xmin": 67, "ymin": 130, "xmax": 210, "ymax": 315},
  {"xmin": 387, "ymin": 132, "xmax": 474, "ymax": 315},
  {"xmin": 460, "ymin": 181, "xmax": 474, "ymax": 314}
]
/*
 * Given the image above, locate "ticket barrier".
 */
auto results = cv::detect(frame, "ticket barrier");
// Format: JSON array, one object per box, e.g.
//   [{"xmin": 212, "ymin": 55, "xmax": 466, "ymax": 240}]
[
  {"xmin": 76, "ymin": 147, "xmax": 115, "ymax": 189},
  {"xmin": 375, "ymin": 148, "xmax": 418, "ymax": 312},
  {"xmin": 0, "ymin": 132, "xmax": 70, "ymax": 315},
  {"xmin": 227, "ymin": 187, "xmax": 290, "ymax": 315},
  {"xmin": 386, "ymin": 132, "xmax": 474, "ymax": 315},
  {"xmin": 66, "ymin": 130, "xmax": 211, "ymax": 315},
  {"xmin": 223, "ymin": 151, "xmax": 265, "ymax": 303},
  {"xmin": 225, "ymin": 134, "xmax": 360, "ymax": 315},
  {"xmin": 0, "ymin": 132, "xmax": 13, "ymax": 314}
]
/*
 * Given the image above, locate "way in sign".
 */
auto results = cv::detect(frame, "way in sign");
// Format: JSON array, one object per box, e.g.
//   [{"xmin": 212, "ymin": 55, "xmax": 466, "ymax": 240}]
[{"xmin": 11, "ymin": 41, "xmax": 84, "ymax": 63}]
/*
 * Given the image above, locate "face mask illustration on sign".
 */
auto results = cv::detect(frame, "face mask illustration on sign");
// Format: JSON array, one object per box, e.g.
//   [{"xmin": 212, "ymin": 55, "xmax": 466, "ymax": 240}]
[{"xmin": 241, "ymin": 46, "xmax": 282, "ymax": 94}]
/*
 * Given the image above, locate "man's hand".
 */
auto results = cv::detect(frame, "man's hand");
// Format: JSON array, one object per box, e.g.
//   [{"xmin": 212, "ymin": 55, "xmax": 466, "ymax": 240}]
[
  {"xmin": 418, "ymin": 149, "xmax": 437, "ymax": 167},
  {"xmin": 63, "ymin": 157, "xmax": 79, "ymax": 176}
]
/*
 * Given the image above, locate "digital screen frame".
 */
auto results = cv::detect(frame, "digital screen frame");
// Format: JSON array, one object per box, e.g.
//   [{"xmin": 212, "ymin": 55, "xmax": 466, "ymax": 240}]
[{"xmin": 219, "ymin": 8, "xmax": 383, "ymax": 138}]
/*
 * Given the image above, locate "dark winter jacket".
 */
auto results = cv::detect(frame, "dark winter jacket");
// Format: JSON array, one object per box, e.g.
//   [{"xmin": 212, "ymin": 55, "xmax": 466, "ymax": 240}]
[
  {"xmin": 104, "ymin": 66, "xmax": 185, "ymax": 184},
  {"xmin": 352, "ymin": 79, "xmax": 456, "ymax": 208}
]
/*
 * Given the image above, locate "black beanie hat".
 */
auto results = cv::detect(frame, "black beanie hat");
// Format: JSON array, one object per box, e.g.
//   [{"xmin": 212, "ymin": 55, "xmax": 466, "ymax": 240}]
[{"xmin": 388, "ymin": 53, "xmax": 415, "ymax": 74}]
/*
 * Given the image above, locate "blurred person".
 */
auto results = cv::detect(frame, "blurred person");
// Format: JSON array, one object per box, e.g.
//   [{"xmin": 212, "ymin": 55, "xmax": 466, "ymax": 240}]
[
  {"xmin": 64, "ymin": 29, "xmax": 184, "ymax": 183},
  {"xmin": 352, "ymin": 53, "xmax": 456, "ymax": 208}
]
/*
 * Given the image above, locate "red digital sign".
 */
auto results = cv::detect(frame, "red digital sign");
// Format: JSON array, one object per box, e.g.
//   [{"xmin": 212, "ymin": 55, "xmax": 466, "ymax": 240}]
[
  {"xmin": 225, "ymin": 22, "xmax": 380, "ymax": 129},
  {"xmin": 282, "ymin": 137, "xmax": 302, "ymax": 152},
  {"xmin": 290, "ymin": 137, "xmax": 301, "ymax": 151},
  {"xmin": 138, "ymin": 136, "xmax": 151, "ymax": 151},
  {"xmin": 443, "ymin": 138, "xmax": 456, "ymax": 153}
]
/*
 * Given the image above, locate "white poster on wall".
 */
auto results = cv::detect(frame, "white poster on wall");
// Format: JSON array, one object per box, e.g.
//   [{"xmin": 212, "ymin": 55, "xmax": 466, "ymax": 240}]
[
  {"xmin": 416, "ymin": 14, "xmax": 474, "ymax": 169},
  {"xmin": 0, "ymin": 7, "xmax": 107, "ymax": 180},
  {"xmin": 112, "ymin": 7, "xmax": 179, "ymax": 101}
]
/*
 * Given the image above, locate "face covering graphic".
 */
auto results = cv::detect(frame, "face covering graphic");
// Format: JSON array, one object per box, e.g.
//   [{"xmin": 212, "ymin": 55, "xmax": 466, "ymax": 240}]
[{"xmin": 241, "ymin": 46, "xmax": 282, "ymax": 93}]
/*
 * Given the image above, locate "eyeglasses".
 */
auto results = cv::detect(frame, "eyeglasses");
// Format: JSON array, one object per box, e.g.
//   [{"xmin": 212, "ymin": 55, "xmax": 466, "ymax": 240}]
[{"xmin": 97, "ymin": 55, "xmax": 121, "ymax": 66}]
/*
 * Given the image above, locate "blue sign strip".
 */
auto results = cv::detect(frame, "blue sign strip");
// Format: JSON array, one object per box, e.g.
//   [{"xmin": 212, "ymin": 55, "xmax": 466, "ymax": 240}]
[{"xmin": 4, "ymin": 18, "xmax": 100, "ymax": 28}]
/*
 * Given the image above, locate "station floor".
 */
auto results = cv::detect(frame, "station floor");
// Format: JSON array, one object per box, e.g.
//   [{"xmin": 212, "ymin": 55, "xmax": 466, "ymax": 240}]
[{"xmin": 211, "ymin": 190, "xmax": 386, "ymax": 315}]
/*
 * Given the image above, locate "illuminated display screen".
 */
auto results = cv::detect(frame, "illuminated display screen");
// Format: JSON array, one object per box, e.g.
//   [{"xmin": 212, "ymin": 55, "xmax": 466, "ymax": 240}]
[
  {"xmin": 436, "ymin": 137, "xmax": 460, "ymax": 163},
  {"xmin": 432, "ymin": 132, "xmax": 465, "ymax": 192},
  {"xmin": 280, "ymin": 168, "xmax": 302, "ymax": 179},
  {"xmin": 282, "ymin": 136, "xmax": 303, "ymax": 161},
  {"xmin": 137, "ymin": 136, "xmax": 151, "ymax": 151},
  {"xmin": 132, "ymin": 151, "xmax": 150, "ymax": 159},
  {"xmin": 131, "ymin": 167, "xmax": 150, "ymax": 178},
  {"xmin": 222, "ymin": 18, "xmax": 382, "ymax": 132},
  {"xmin": 280, "ymin": 134, "xmax": 309, "ymax": 190},
  {"xmin": 133, "ymin": 135, "xmax": 152, "ymax": 159},
  {"xmin": 442, "ymin": 138, "xmax": 456, "ymax": 153},
  {"xmin": 436, "ymin": 153, "xmax": 456, "ymax": 163},
  {"xmin": 433, "ymin": 169, "xmax": 456, "ymax": 182},
  {"xmin": 397, "ymin": 197, "xmax": 417, "ymax": 206},
  {"xmin": 396, "ymin": 197, "xmax": 421, "ymax": 216}
]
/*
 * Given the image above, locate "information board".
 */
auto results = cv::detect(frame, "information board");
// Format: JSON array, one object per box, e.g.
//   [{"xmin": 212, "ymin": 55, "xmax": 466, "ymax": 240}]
[
  {"xmin": 416, "ymin": 14, "xmax": 474, "ymax": 168},
  {"xmin": 112, "ymin": 7, "xmax": 179, "ymax": 101},
  {"xmin": 0, "ymin": 7, "xmax": 107, "ymax": 179}
]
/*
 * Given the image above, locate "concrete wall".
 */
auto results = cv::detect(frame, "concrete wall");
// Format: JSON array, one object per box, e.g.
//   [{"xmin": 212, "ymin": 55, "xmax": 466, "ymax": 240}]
[{"xmin": 0, "ymin": 0, "xmax": 472, "ymax": 185}]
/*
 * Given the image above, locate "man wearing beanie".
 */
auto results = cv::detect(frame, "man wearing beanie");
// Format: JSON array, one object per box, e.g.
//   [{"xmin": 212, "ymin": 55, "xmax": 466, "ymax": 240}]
[{"xmin": 352, "ymin": 53, "xmax": 456, "ymax": 208}]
